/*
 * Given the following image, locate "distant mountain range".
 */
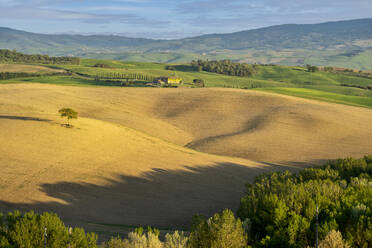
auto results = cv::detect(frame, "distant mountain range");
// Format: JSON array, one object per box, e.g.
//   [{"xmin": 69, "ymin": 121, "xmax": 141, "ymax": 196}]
[{"xmin": 1, "ymin": 19, "xmax": 372, "ymax": 69}]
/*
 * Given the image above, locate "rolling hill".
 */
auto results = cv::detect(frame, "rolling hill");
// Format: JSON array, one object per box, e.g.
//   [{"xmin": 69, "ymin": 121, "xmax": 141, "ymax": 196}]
[
  {"xmin": 1, "ymin": 19, "xmax": 372, "ymax": 69},
  {"xmin": 1, "ymin": 82, "xmax": 372, "ymax": 238}
]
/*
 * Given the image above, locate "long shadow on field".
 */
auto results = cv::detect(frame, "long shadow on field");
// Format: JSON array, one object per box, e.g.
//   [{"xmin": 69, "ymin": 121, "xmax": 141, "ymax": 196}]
[
  {"xmin": 0, "ymin": 115, "xmax": 52, "ymax": 122},
  {"xmin": 0, "ymin": 162, "xmax": 297, "ymax": 237}
]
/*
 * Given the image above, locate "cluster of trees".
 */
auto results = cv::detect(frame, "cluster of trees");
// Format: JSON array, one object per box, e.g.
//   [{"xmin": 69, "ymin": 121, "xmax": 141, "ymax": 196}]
[
  {"xmin": 0, "ymin": 72, "xmax": 67, "ymax": 80},
  {"xmin": 94, "ymin": 72, "xmax": 155, "ymax": 82},
  {"xmin": 0, "ymin": 211, "xmax": 97, "ymax": 247},
  {"xmin": 0, "ymin": 49, "xmax": 80, "ymax": 65},
  {"xmin": 222, "ymin": 83, "xmax": 262, "ymax": 89},
  {"xmin": 191, "ymin": 60, "xmax": 258, "ymax": 77},
  {"xmin": 238, "ymin": 156, "xmax": 372, "ymax": 248},
  {"xmin": 0, "ymin": 156, "xmax": 370, "ymax": 247},
  {"xmin": 306, "ymin": 64, "xmax": 319, "ymax": 72}
]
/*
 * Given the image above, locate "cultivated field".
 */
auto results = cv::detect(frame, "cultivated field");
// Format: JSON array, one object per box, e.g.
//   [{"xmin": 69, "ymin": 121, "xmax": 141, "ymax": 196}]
[
  {"xmin": 0, "ymin": 63, "xmax": 64, "ymax": 73},
  {"xmin": 1, "ymin": 83, "xmax": 372, "ymax": 237}
]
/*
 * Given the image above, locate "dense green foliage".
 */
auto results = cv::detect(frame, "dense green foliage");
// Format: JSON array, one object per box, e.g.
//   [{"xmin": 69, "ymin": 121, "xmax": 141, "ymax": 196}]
[
  {"xmin": 0, "ymin": 49, "xmax": 80, "ymax": 65},
  {"xmin": 0, "ymin": 211, "xmax": 97, "ymax": 248},
  {"xmin": 191, "ymin": 60, "xmax": 257, "ymax": 77},
  {"xmin": 0, "ymin": 72, "xmax": 66, "ymax": 80},
  {"xmin": 93, "ymin": 72, "xmax": 155, "ymax": 82},
  {"xmin": 238, "ymin": 156, "xmax": 372, "ymax": 248},
  {"xmin": 188, "ymin": 209, "xmax": 247, "ymax": 248}
]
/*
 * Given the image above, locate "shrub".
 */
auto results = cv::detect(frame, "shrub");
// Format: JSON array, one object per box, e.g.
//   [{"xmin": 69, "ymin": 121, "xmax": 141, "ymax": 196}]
[{"xmin": 193, "ymin": 79, "xmax": 205, "ymax": 88}]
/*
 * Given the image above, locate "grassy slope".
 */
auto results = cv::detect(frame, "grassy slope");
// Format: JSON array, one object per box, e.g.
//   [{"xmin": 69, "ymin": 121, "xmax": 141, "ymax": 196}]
[
  {"xmin": 257, "ymin": 87, "xmax": 372, "ymax": 109},
  {"xmin": 2, "ymin": 60, "xmax": 372, "ymax": 107}
]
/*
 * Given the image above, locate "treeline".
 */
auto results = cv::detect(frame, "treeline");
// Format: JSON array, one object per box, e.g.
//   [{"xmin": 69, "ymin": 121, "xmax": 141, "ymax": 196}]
[
  {"xmin": 0, "ymin": 49, "xmax": 80, "ymax": 65},
  {"xmin": 0, "ymin": 71, "xmax": 68, "ymax": 80},
  {"xmin": 238, "ymin": 156, "xmax": 372, "ymax": 248},
  {"xmin": 1, "ymin": 156, "xmax": 370, "ymax": 247},
  {"xmin": 340, "ymin": 83, "xmax": 372, "ymax": 91},
  {"xmin": 191, "ymin": 60, "xmax": 258, "ymax": 77},
  {"xmin": 94, "ymin": 72, "xmax": 155, "ymax": 82},
  {"xmin": 0, "ymin": 211, "xmax": 97, "ymax": 247}
]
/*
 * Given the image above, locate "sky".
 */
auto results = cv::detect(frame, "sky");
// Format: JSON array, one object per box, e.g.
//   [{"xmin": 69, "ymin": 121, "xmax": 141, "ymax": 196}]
[{"xmin": 0, "ymin": 0, "xmax": 371, "ymax": 39}]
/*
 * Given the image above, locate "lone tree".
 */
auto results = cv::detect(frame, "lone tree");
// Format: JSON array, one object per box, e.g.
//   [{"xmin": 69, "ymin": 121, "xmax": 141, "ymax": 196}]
[{"xmin": 58, "ymin": 108, "xmax": 78, "ymax": 127}]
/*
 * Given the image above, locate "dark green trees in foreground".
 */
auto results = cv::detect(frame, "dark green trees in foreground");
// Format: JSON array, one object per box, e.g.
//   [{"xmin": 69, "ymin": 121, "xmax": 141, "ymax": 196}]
[
  {"xmin": 0, "ymin": 211, "xmax": 97, "ymax": 248},
  {"xmin": 0, "ymin": 156, "xmax": 370, "ymax": 247},
  {"xmin": 238, "ymin": 156, "xmax": 372, "ymax": 248}
]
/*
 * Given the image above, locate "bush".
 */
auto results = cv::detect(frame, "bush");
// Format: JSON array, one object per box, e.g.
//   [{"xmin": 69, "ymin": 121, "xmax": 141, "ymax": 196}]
[{"xmin": 193, "ymin": 79, "xmax": 205, "ymax": 87}]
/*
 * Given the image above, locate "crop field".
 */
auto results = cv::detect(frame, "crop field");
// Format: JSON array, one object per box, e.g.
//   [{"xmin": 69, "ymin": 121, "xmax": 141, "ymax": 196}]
[
  {"xmin": 1, "ymin": 59, "xmax": 372, "ymax": 238},
  {"xmin": 0, "ymin": 63, "xmax": 64, "ymax": 73},
  {"xmin": 1, "ymin": 83, "xmax": 372, "ymax": 237}
]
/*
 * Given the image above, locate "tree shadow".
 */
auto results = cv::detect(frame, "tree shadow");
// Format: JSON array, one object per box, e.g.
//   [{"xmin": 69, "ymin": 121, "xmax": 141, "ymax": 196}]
[
  {"xmin": 0, "ymin": 162, "xmax": 297, "ymax": 241},
  {"xmin": 0, "ymin": 115, "xmax": 52, "ymax": 122}
]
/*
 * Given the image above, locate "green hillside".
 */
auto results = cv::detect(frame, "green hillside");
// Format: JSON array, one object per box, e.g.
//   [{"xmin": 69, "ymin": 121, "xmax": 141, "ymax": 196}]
[{"xmin": 2, "ymin": 57, "xmax": 372, "ymax": 108}]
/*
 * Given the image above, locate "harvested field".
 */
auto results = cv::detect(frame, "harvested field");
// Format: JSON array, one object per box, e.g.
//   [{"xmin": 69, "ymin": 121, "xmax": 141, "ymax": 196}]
[
  {"xmin": 0, "ymin": 64, "xmax": 64, "ymax": 73},
  {"xmin": 0, "ymin": 83, "xmax": 371, "ymax": 237}
]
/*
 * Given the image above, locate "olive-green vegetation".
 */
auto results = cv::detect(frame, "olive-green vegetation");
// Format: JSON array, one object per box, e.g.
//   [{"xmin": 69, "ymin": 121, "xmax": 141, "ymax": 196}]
[
  {"xmin": 0, "ymin": 71, "xmax": 67, "ymax": 80},
  {"xmin": 58, "ymin": 108, "xmax": 78, "ymax": 127},
  {"xmin": 0, "ymin": 49, "xmax": 80, "ymax": 65},
  {"xmin": 238, "ymin": 156, "xmax": 372, "ymax": 248},
  {"xmin": 191, "ymin": 60, "xmax": 258, "ymax": 77},
  {"xmin": 0, "ymin": 211, "xmax": 97, "ymax": 248}
]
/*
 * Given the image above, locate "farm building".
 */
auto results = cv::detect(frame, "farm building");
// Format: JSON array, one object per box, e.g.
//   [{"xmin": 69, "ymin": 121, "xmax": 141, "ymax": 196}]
[{"xmin": 153, "ymin": 76, "xmax": 182, "ymax": 85}]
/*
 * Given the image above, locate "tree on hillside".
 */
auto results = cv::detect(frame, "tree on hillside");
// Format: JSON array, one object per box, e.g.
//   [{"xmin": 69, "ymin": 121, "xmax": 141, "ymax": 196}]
[{"xmin": 59, "ymin": 108, "xmax": 78, "ymax": 127}]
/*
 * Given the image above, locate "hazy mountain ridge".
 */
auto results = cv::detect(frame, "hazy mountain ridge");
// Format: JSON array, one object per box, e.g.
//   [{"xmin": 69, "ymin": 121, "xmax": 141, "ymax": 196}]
[{"xmin": 1, "ymin": 19, "xmax": 372, "ymax": 68}]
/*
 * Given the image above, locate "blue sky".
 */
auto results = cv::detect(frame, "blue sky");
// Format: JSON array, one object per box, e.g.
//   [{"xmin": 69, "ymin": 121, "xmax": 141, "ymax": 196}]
[{"xmin": 0, "ymin": 0, "xmax": 371, "ymax": 39}]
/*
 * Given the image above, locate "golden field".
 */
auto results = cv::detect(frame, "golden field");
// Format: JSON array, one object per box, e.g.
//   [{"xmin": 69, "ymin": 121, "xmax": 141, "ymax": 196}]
[
  {"xmin": 0, "ymin": 64, "xmax": 64, "ymax": 73},
  {"xmin": 0, "ymin": 83, "xmax": 371, "ymax": 236}
]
